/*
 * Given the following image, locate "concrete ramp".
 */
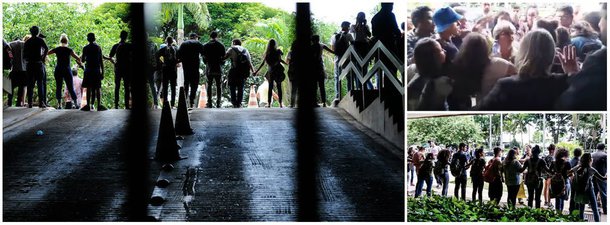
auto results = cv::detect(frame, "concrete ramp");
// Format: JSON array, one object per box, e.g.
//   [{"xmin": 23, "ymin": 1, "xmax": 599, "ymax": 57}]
[{"xmin": 3, "ymin": 108, "xmax": 404, "ymax": 221}]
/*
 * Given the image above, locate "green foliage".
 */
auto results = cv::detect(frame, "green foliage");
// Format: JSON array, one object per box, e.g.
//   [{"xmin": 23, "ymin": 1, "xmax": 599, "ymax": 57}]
[
  {"xmin": 546, "ymin": 114, "xmax": 573, "ymax": 144},
  {"xmin": 94, "ymin": 3, "xmax": 130, "ymax": 24},
  {"xmin": 533, "ymin": 130, "xmax": 543, "ymax": 143},
  {"xmin": 509, "ymin": 138, "xmax": 521, "ymax": 148},
  {"xmin": 407, "ymin": 195, "xmax": 584, "ymax": 222},
  {"xmin": 572, "ymin": 114, "xmax": 604, "ymax": 150},
  {"xmin": 3, "ymin": 2, "xmax": 129, "ymax": 107},
  {"xmin": 407, "ymin": 116, "xmax": 484, "ymax": 147},
  {"xmin": 556, "ymin": 141, "xmax": 584, "ymax": 157},
  {"xmin": 157, "ymin": 3, "xmax": 210, "ymax": 37}
]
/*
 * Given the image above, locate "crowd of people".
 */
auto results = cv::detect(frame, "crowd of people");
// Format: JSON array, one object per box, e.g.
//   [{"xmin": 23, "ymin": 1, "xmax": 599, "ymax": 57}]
[
  {"xmin": 407, "ymin": 3, "xmax": 607, "ymax": 110},
  {"xmin": 2, "ymin": 3, "xmax": 404, "ymax": 110},
  {"xmin": 408, "ymin": 141, "xmax": 608, "ymax": 221}
]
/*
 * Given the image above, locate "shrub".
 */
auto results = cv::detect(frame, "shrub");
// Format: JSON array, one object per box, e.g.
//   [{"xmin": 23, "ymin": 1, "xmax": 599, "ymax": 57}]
[{"xmin": 407, "ymin": 195, "xmax": 584, "ymax": 222}]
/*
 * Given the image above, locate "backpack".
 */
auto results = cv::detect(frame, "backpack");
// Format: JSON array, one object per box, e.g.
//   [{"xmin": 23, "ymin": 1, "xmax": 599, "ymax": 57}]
[
  {"xmin": 525, "ymin": 158, "xmax": 542, "ymax": 186},
  {"xmin": 580, "ymin": 41, "xmax": 602, "ymax": 61},
  {"xmin": 549, "ymin": 163, "xmax": 567, "ymax": 198},
  {"xmin": 450, "ymin": 153, "xmax": 462, "ymax": 177},
  {"xmin": 543, "ymin": 155, "xmax": 554, "ymax": 178},
  {"xmin": 572, "ymin": 167, "xmax": 591, "ymax": 193},
  {"xmin": 3, "ymin": 41, "xmax": 11, "ymax": 70},
  {"xmin": 334, "ymin": 33, "xmax": 350, "ymax": 57},
  {"xmin": 470, "ymin": 158, "xmax": 485, "ymax": 177},
  {"xmin": 164, "ymin": 46, "xmax": 177, "ymax": 66},
  {"xmin": 419, "ymin": 160, "xmax": 433, "ymax": 177},
  {"xmin": 433, "ymin": 161, "xmax": 444, "ymax": 177},
  {"xmin": 572, "ymin": 167, "xmax": 592, "ymax": 204},
  {"xmin": 483, "ymin": 160, "xmax": 497, "ymax": 183},
  {"xmin": 232, "ymin": 47, "xmax": 250, "ymax": 78}
]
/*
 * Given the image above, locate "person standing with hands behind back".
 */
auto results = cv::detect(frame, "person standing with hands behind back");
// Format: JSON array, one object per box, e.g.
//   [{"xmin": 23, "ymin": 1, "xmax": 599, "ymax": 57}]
[
  {"xmin": 202, "ymin": 31, "xmax": 226, "ymax": 108},
  {"xmin": 156, "ymin": 37, "xmax": 180, "ymax": 108},
  {"xmin": 178, "ymin": 33, "xmax": 205, "ymax": 108},
  {"xmin": 23, "ymin": 26, "xmax": 49, "ymax": 108},
  {"xmin": 224, "ymin": 39, "xmax": 254, "ymax": 108},
  {"xmin": 80, "ymin": 33, "xmax": 107, "ymax": 111}
]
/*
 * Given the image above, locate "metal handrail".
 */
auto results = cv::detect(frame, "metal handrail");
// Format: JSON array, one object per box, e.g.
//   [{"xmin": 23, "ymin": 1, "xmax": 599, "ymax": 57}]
[{"xmin": 337, "ymin": 40, "xmax": 405, "ymax": 99}]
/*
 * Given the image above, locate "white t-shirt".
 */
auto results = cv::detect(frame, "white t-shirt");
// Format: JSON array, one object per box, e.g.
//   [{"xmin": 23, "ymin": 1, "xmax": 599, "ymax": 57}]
[
  {"xmin": 429, "ymin": 146, "xmax": 441, "ymax": 156},
  {"xmin": 257, "ymin": 80, "xmax": 272, "ymax": 106},
  {"xmin": 478, "ymin": 57, "xmax": 513, "ymax": 101},
  {"xmin": 64, "ymin": 76, "xmax": 83, "ymax": 104}
]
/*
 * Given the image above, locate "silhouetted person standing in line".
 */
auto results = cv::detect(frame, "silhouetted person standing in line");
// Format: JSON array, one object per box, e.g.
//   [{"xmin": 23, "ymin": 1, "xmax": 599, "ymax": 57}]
[
  {"xmin": 23, "ymin": 26, "xmax": 49, "ymax": 108},
  {"xmin": 156, "ymin": 37, "xmax": 180, "ymax": 107},
  {"xmin": 202, "ymin": 31, "xmax": 226, "ymax": 108},
  {"xmin": 81, "ymin": 33, "xmax": 107, "ymax": 111},
  {"xmin": 330, "ymin": 21, "xmax": 353, "ymax": 104},
  {"xmin": 371, "ymin": 3, "xmax": 401, "ymax": 87},
  {"xmin": 178, "ymin": 33, "xmax": 205, "ymax": 108},
  {"xmin": 313, "ymin": 35, "xmax": 335, "ymax": 107},
  {"xmin": 254, "ymin": 39, "xmax": 287, "ymax": 108},
  {"xmin": 107, "ymin": 30, "xmax": 133, "ymax": 109},
  {"xmin": 8, "ymin": 35, "xmax": 30, "ymax": 107},
  {"xmin": 47, "ymin": 34, "xmax": 83, "ymax": 109},
  {"xmin": 224, "ymin": 39, "xmax": 254, "ymax": 108},
  {"xmin": 145, "ymin": 33, "xmax": 159, "ymax": 109}
]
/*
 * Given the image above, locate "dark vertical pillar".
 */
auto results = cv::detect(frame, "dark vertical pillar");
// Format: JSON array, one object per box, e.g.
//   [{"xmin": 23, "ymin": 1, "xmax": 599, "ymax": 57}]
[
  {"xmin": 124, "ymin": 3, "xmax": 150, "ymax": 221},
  {"xmin": 295, "ymin": 3, "xmax": 319, "ymax": 222}
]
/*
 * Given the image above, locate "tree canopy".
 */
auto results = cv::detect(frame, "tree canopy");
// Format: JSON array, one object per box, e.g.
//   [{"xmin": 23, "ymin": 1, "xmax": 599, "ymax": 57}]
[
  {"xmin": 407, "ymin": 116, "xmax": 484, "ymax": 147},
  {"xmin": 409, "ymin": 114, "xmax": 605, "ymax": 151}
]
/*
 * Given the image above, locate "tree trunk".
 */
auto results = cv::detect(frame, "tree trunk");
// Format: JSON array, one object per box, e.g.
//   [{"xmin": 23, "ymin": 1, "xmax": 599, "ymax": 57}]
[{"xmin": 176, "ymin": 4, "xmax": 185, "ymax": 92}]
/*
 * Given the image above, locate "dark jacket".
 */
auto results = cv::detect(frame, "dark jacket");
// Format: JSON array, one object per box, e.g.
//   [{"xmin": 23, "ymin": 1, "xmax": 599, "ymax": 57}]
[
  {"xmin": 555, "ymin": 47, "xmax": 606, "ymax": 110},
  {"xmin": 477, "ymin": 74, "xmax": 568, "ymax": 110},
  {"xmin": 178, "ymin": 39, "xmax": 205, "ymax": 67},
  {"xmin": 202, "ymin": 39, "xmax": 226, "ymax": 73}
]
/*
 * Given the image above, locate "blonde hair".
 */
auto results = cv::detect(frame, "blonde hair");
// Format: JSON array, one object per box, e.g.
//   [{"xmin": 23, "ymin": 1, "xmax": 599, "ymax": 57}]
[
  {"xmin": 59, "ymin": 33, "xmax": 68, "ymax": 45},
  {"xmin": 515, "ymin": 29, "xmax": 555, "ymax": 78}
]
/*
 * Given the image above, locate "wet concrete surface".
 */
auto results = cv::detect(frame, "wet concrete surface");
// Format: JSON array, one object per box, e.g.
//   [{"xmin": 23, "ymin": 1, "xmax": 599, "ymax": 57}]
[{"xmin": 3, "ymin": 107, "xmax": 404, "ymax": 221}]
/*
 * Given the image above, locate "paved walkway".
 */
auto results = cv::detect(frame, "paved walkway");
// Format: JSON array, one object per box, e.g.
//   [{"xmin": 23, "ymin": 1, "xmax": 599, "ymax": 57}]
[{"xmin": 3, "ymin": 107, "xmax": 403, "ymax": 221}]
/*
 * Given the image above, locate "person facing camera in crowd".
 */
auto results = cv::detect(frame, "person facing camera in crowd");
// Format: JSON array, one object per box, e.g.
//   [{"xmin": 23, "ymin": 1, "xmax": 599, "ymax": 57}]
[
  {"xmin": 407, "ymin": 6, "xmax": 435, "ymax": 63},
  {"xmin": 433, "ymin": 7, "xmax": 462, "ymax": 75},
  {"xmin": 492, "ymin": 20, "xmax": 518, "ymax": 63},
  {"xmin": 406, "ymin": 37, "xmax": 451, "ymax": 111},
  {"xmin": 570, "ymin": 21, "xmax": 603, "ymax": 62},
  {"xmin": 556, "ymin": 3, "xmax": 607, "ymax": 110}
]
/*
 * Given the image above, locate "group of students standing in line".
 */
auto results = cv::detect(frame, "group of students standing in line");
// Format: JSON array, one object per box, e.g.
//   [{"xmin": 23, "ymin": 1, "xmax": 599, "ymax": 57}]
[
  {"xmin": 2, "ymin": 26, "xmax": 107, "ymax": 110},
  {"xmin": 408, "ymin": 142, "xmax": 608, "ymax": 221},
  {"xmin": 3, "ymin": 3, "xmax": 404, "ymax": 110}
]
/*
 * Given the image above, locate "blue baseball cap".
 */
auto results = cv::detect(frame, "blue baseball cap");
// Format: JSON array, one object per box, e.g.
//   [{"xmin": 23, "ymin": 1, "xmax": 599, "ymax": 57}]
[{"xmin": 433, "ymin": 7, "xmax": 463, "ymax": 33}]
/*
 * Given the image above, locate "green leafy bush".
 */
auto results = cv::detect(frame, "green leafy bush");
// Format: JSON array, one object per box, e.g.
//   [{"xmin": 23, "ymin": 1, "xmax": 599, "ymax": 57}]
[{"xmin": 407, "ymin": 195, "xmax": 584, "ymax": 222}]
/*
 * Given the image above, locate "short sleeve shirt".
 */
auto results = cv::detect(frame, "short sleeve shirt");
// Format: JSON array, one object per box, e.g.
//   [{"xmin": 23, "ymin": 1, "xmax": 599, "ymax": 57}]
[{"xmin": 52, "ymin": 46, "xmax": 73, "ymax": 67}]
